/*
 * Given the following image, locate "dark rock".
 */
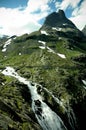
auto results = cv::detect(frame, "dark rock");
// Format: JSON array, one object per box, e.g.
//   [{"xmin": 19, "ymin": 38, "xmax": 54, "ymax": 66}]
[
  {"xmin": 40, "ymin": 10, "xmax": 83, "ymax": 39},
  {"xmin": 82, "ymin": 25, "xmax": 86, "ymax": 36},
  {"xmin": 34, "ymin": 100, "xmax": 41, "ymax": 107},
  {"xmin": 42, "ymin": 10, "xmax": 76, "ymax": 28}
]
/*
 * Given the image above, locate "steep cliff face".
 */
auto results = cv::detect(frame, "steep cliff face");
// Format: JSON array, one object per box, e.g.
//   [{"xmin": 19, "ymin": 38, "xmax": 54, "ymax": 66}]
[{"xmin": 0, "ymin": 10, "xmax": 86, "ymax": 130}]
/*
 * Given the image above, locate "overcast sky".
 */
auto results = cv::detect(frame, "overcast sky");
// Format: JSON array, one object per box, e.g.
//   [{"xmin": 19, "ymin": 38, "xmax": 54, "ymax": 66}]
[{"xmin": 0, "ymin": 0, "xmax": 86, "ymax": 36}]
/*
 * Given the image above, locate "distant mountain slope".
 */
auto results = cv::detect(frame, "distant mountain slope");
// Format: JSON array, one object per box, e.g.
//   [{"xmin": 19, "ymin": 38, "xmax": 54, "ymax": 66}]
[{"xmin": 82, "ymin": 25, "xmax": 86, "ymax": 36}]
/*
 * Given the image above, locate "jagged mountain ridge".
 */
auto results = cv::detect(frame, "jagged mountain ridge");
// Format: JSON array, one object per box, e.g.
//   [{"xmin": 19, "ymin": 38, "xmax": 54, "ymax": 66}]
[
  {"xmin": 42, "ymin": 10, "xmax": 76, "ymax": 28},
  {"xmin": 40, "ymin": 10, "xmax": 83, "ymax": 40},
  {"xmin": 0, "ymin": 10, "xmax": 86, "ymax": 130}
]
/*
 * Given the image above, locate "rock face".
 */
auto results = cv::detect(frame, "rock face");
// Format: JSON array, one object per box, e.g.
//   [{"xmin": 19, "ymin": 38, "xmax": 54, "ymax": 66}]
[
  {"xmin": 0, "ymin": 10, "xmax": 86, "ymax": 130},
  {"xmin": 42, "ymin": 10, "xmax": 76, "ymax": 28},
  {"xmin": 82, "ymin": 25, "xmax": 86, "ymax": 36},
  {"xmin": 40, "ymin": 10, "xmax": 83, "ymax": 39}
]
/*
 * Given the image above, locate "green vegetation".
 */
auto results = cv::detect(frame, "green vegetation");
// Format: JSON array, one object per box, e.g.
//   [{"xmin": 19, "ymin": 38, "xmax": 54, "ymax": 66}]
[{"xmin": 0, "ymin": 26, "xmax": 86, "ymax": 130}]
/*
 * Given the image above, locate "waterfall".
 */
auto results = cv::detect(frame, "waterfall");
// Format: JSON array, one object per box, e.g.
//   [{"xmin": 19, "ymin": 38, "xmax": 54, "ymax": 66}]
[
  {"xmin": 2, "ymin": 66, "xmax": 67, "ymax": 130},
  {"xmin": 66, "ymin": 105, "xmax": 77, "ymax": 130},
  {"xmin": 43, "ymin": 87, "xmax": 77, "ymax": 130}
]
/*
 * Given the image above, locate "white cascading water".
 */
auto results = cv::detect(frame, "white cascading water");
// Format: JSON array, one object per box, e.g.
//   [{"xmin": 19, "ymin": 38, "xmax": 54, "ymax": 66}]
[
  {"xmin": 2, "ymin": 67, "xmax": 67, "ymax": 130},
  {"xmin": 43, "ymin": 87, "xmax": 77, "ymax": 130}
]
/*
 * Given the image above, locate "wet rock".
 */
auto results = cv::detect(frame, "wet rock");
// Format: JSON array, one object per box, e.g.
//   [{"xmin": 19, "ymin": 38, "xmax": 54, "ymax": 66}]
[
  {"xmin": 31, "ymin": 82, "xmax": 35, "ymax": 86},
  {"xmin": 37, "ymin": 85, "xmax": 42, "ymax": 94},
  {"xmin": 34, "ymin": 100, "xmax": 41, "ymax": 107},
  {"xmin": 35, "ymin": 108, "xmax": 42, "ymax": 116}
]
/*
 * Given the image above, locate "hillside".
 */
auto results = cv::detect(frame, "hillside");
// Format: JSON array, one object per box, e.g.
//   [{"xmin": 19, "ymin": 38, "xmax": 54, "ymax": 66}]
[
  {"xmin": 82, "ymin": 25, "xmax": 86, "ymax": 36},
  {"xmin": 0, "ymin": 10, "xmax": 86, "ymax": 130}
]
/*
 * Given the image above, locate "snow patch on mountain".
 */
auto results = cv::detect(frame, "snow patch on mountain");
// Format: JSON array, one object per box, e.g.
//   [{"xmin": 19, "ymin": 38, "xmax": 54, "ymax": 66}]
[
  {"xmin": 47, "ymin": 47, "xmax": 66, "ymax": 59},
  {"xmin": 52, "ymin": 27, "xmax": 62, "ymax": 31},
  {"xmin": 82, "ymin": 80, "xmax": 86, "ymax": 85},
  {"xmin": 2, "ymin": 48, "xmax": 7, "ymax": 52},
  {"xmin": 57, "ymin": 53, "xmax": 66, "ymax": 59},
  {"xmin": 39, "ymin": 46, "xmax": 45, "ymax": 49},
  {"xmin": 82, "ymin": 80, "xmax": 86, "ymax": 89},
  {"xmin": 19, "ymin": 53, "xmax": 22, "ymax": 55},
  {"xmin": 41, "ymin": 30, "xmax": 49, "ymax": 35},
  {"xmin": 63, "ymin": 23, "xmax": 67, "ymax": 26},
  {"xmin": 59, "ymin": 37, "xmax": 62, "ymax": 40},
  {"xmin": 38, "ymin": 40, "xmax": 66, "ymax": 59},
  {"xmin": 47, "ymin": 47, "xmax": 55, "ymax": 53},
  {"xmin": 2, "ymin": 39, "xmax": 11, "ymax": 52},
  {"xmin": 38, "ymin": 40, "xmax": 46, "ymax": 45}
]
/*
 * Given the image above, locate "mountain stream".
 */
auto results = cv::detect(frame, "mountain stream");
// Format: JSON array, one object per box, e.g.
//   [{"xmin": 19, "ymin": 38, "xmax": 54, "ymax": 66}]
[{"xmin": 2, "ymin": 66, "xmax": 68, "ymax": 130}]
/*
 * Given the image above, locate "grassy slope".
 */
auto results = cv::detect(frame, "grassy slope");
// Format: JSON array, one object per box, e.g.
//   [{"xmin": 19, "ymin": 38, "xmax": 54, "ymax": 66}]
[{"xmin": 0, "ymin": 32, "xmax": 86, "ymax": 129}]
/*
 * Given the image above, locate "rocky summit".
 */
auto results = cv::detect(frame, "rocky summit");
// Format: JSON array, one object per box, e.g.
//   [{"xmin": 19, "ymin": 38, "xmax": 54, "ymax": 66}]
[
  {"xmin": 0, "ymin": 10, "xmax": 86, "ymax": 130},
  {"xmin": 40, "ymin": 9, "xmax": 83, "ymax": 39},
  {"xmin": 41, "ymin": 10, "xmax": 76, "ymax": 28}
]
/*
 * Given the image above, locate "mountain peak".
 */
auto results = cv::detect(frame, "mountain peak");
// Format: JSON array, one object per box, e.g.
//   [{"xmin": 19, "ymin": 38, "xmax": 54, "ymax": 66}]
[
  {"xmin": 41, "ymin": 10, "xmax": 76, "ymax": 29},
  {"xmin": 58, "ymin": 9, "xmax": 66, "ymax": 18},
  {"xmin": 40, "ymin": 10, "xmax": 84, "ymax": 39}
]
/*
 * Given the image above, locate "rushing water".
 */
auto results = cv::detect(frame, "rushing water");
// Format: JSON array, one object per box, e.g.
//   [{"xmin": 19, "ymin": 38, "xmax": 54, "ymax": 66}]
[
  {"xmin": 2, "ymin": 67, "xmax": 67, "ymax": 130},
  {"xmin": 41, "ymin": 85, "xmax": 77, "ymax": 130}
]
